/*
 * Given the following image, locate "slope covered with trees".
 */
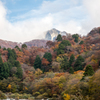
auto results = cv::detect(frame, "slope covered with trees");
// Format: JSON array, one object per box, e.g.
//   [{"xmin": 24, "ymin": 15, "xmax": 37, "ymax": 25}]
[{"xmin": 0, "ymin": 27, "xmax": 100, "ymax": 99}]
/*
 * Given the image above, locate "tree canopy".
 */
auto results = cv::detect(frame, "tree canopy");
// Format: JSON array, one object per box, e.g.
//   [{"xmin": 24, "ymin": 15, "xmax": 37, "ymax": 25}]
[
  {"xmin": 56, "ymin": 34, "xmax": 62, "ymax": 41},
  {"xmin": 34, "ymin": 55, "xmax": 41, "ymax": 69}
]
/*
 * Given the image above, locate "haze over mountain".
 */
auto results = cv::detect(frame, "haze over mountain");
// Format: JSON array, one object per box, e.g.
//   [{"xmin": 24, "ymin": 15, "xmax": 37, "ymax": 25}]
[
  {"xmin": 0, "ymin": 0, "xmax": 100, "ymax": 42},
  {"xmin": 0, "ymin": 27, "xmax": 100, "ymax": 49}
]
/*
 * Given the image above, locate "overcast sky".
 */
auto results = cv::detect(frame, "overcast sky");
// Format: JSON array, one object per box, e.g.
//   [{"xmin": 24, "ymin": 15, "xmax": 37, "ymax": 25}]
[{"xmin": 0, "ymin": 0, "xmax": 100, "ymax": 42}]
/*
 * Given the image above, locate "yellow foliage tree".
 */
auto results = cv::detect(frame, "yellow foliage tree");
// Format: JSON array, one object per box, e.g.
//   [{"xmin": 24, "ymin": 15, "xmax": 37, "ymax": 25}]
[
  {"xmin": 35, "ymin": 68, "xmax": 43, "ymax": 76},
  {"xmin": 63, "ymin": 94, "xmax": 70, "ymax": 100},
  {"xmin": 7, "ymin": 84, "xmax": 11, "ymax": 92}
]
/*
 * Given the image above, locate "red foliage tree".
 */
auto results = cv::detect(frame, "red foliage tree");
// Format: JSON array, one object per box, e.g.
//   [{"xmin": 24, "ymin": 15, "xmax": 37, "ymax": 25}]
[{"xmin": 42, "ymin": 58, "xmax": 50, "ymax": 66}]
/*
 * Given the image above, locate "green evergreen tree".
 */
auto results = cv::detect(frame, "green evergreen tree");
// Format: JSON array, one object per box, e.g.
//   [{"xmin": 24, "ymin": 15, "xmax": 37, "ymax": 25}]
[
  {"xmin": 57, "ymin": 40, "xmax": 71, "ymax": 55},
  {"xmin": 0, "ymin": 56, "xmax": 4, "ymax": 79},
  {"xmin": 72, "ymin": 34, "xmax": 79, "ymax": 43},
  {"xmin": 0, "ymin": 57, "xmax": 10, "ymax": 79},
  {"xmin": 57, "ymin": 49, "xmax": 65, "ymax": 55},
  {"xmin": 3, "ymin": 62, "xmax": 9, "ymax": 79},
  {"xmin": 8, "ymin": 56, "xmax": 15, "ymax": 66},
  {"xmin": 14, "ymin": 61, "xmax": 23, "ymax": 78},
  {"xmin": 61, "ymin": 40, "xmax": 71, "ymax": 46},
  {"xmin": 77, "ymin": 55, "xmax": 84, "ymax": 62},
  {"xmin": 22, "ymin": 44, "xmax": 27, "ymax": 49},
  {"xmin": 74, "ymin": 55, "xmax": 84, "ymax": 71},
  {"xmin": 79, "ymin": 41, "xmax": 84, "ymax": 45},
  {"xmin": 84, "ymin": 65, "xmax": 94, "ymax": 76},
  {"xmin": 14, "ymin": 61, "xmax": 21, "ymax": 68},
  {"xmin": 15, "ymin": 45, "xmax": 21, "ymax": 51},
  {"xmin": 43, "ymin": 52, "xmax": 52, "ymax": 62},
  {"xmin": 7, "ymin": 61, "xmax": 13, "ymax": 76},
  {"xmin": 69, "ymin": 54, "xmax": 75, "ymax": 67},
  {"xmin": 34, "ymin": 55, "xmax": 41, "ymax": 69},
  {"xmin": 61, "ymin": 56, "xmax": 69, "ymax": 71},
  {"xmin": 56, "ymin": 34, "xmax": 62, "ymax": 41},
  {"xmin": 12, "ymin": 49, "xmax": 17, "ymax": 60},
  {"xmin": 59, "ymin": 43, "xmax": 65, "ymax": 50},
  {"xmin": 69, "ymin": 67, "xmax": 74, "ymax": 74},
  {"xmin": 7, "ymin": 48, "xmax": 16, "ymax": 60},
  {"xmin": 16, "ymin": 66, "xmax": 23, "ymax": 78},
  {"xmin": 3, "ymin": 48, "xmax": 6, "ymax": 50}
]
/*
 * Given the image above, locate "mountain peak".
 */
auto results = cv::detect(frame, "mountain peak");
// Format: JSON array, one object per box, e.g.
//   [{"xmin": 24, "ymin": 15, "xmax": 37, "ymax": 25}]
[{"xmin": 45, "ymin": 28, "xmax": 67, "ymax": 41}]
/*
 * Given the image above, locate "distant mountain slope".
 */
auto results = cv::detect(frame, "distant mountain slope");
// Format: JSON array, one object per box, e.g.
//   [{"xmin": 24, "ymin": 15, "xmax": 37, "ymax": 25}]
[
  {"xmin": 45, "ymin": 28, "xmax": 68, "ymax": 41},
  {"xmin": 0, "ymin": 39, "xmax": 22, "ymax": 49},
  {"xmin": 0, "ymin": 39, "xmax": 48, "ymax": 48},
  {"xmin": 24, "ymin": 39, "xmax": 48, "ymax": 48},
  {"xmin": 1, "ymin": 27, "xmax": 100, "ymax": 49},
  {"xmin": 87, "ymin": 27, "xmax": 100, "ymax": 37}
]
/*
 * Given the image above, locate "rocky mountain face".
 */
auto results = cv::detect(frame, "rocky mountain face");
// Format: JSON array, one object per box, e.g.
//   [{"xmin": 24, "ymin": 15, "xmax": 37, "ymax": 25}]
[{"xmin": 45, "ymin": 28, "xmax": 68, "ymax": 41}]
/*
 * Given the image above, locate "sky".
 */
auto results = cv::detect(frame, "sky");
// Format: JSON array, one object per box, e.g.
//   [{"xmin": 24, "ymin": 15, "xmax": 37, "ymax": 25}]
[{"xmin": 0, "ymin": 0, "xmax": 100, "ymax": 42}]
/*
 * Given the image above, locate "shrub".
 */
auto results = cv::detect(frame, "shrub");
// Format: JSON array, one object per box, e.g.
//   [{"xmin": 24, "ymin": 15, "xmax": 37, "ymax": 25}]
[{"xmin": 0, "ymin": 91, "xmax": 7, "ymax": 99}]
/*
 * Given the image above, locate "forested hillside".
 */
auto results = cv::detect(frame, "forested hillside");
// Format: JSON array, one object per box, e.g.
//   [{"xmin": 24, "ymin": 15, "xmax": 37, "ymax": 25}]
[{"xmin": 0, "ymin": 27, "xmax": 100, "ymax": 100}]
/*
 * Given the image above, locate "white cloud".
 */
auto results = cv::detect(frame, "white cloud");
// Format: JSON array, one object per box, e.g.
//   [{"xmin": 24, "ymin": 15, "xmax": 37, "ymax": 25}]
[
  {"xmin": 0, "ymin": 0, "xmax": 100, "ymax": 42},
  {"xmin": 80, "ymin": 0, "xmax": 100, "ymax": 34},
  {"xmin": 0, "ymin": 0, "xmax": 83, "ymax": 42},
  {"xmin": 0, "ymin": 1, "xmax": 53, "ymax": 42}
]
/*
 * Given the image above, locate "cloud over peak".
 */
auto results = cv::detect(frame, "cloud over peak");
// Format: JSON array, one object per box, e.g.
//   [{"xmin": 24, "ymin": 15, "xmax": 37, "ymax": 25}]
[{"xmin": 0, "ymin": 0, "xmax": 100, "ymax": 42}]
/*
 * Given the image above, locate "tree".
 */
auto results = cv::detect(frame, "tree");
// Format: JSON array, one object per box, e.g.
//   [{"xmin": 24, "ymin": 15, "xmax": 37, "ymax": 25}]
[
  {"xmin": 16, "ymin": 66, "xmax": 23, "ymax": 78},
  {"xmin": 0, "ymin": 56, "xmax": 4, "ymax": 79},
  {"xmin": 59, "ymin": 43, "xmax": 65, "ymax": 50},
  {"xmin": 57, "ymin": 40, "xmax": 71, "ymax": 55},
  {"xmin": 56, "ymin": 34, "xmax": 62, "ymax": 41},
  {"xmin": 34, "ymin": 55, "xmax": 41, "ymax": 69},
  {"xmin": 61, "ymin": 40, "xmax": 71, "ymax": 46},
  {"xmin": 72, "ymin": 34, "xmax": 79, "ymax": 43},
  {"xmin": 7, "ymin": 48, "xmax": 17, "ymax": 60},
  {"xmin": 8, "ymin": 56, "xmax": 15, "ymax": 66},
  {"xmin": 7, "ymin": 48, "xmax": 14, "ymax": 59},
  {"xmin": 61, "ymin": 56, "xmax": 69, "ymax": 71},
  {"xmin": 42, "ymin": 58, "xmax": 50, "ymax": 66},
  {"xmin": 22, "ymin": 44, "xmax": 27, "ymax": 49},
  {"xmin": 74, "ymin": 55, "xmax": 84, "ymax": 71},
  {"xmin": 3, "ymin": 48, "xmax": 6, "ymax": 50},
  {"xmin": 12, "ymin": 49, "xmax": 17, "ymax": 60},
  {"xmin": 69, "ymin": 67, "xmax": 74, "ymax": 74},
  {"xmin": 0, "ymin": 56, "xmax": 10, "ymax": 79},
  {"xmin": 14, "ymin": 61, "xmax": 21, "ymax": 68},
  {"xmin": 84, "ymin": 65, "xmax": 94, "ymax": 76},
  {"xmin": 3, "ymin": 62, "xmax": 9, "ymax": 79},
  {"xmin": 69, "ymin": 54, "xmax": 75, "ymax": 67},
  {"xmin": 79, "ymin": 41, "xmax": 84, "ymax": 45},
  {"xmin": 43, "ymin": 52, "xmax": 52, "ymax": 62},
  {"xmin": 76, "ymin": 55, "xmax": 84, "ymax": 62},
  {"xmin": 15, "ymin": 45, "xmax": 21, "ymax": 51}
]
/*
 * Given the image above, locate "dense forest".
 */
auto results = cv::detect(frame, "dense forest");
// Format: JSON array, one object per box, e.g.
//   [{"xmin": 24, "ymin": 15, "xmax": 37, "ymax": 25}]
[{"xmin": 0, "ymin": 27, "xmax": 100, "ymax": 100}]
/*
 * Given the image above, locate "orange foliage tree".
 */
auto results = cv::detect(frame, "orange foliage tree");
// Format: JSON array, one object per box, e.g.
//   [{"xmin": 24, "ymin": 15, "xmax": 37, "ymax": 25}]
[{"xmin": 42, "ymin": 58, "xmax": 50, "ymax": 66}]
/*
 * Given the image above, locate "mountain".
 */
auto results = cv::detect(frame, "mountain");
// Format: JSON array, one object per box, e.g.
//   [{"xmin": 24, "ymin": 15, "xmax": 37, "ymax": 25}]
[
  {"xmin": 24, "ymin": 39, "xmax": 48, "ymax": 48},
  {"xmin": 0, "ymin": 28, "xmax": 68, "ymax": 48},
  {"xmin": 45, "ymin": 28, "xmax": 68, "ymax": 41},
  {"xmin": 1, "ymin": 27, "xmax": 100, "ymax": 49},
  {"xmin": 0, "ymin": 39, "xmax": 22, "ymax": 49},
  {"xmin": 0, "ymin": 39, "xmax": 48, "ymax": 49},
  {"xmin": 87, "ymin": 27, "xmax": 100, "ymax": 37}
]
